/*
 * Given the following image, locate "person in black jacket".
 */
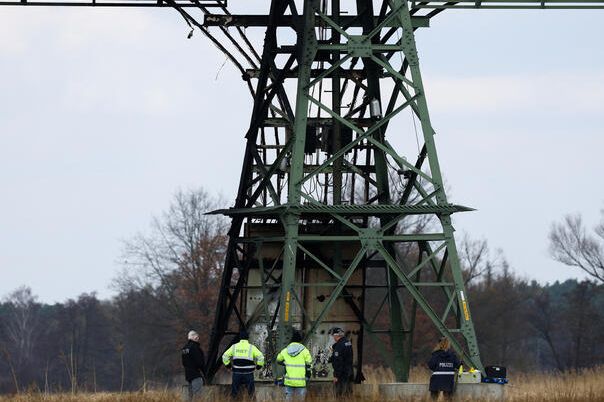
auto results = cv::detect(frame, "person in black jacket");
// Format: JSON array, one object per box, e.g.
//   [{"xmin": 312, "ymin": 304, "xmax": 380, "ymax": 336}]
[
  {"xmin": 328, "ymin": 327, "xmax": 353, "ymax": 396},
  {"xmin": 181, "ymin": 330, "xmax": 206, "ymax": 401},
  {"xmin": 427, "ymin": 337, "xmax": 461, "ymax": 400}
]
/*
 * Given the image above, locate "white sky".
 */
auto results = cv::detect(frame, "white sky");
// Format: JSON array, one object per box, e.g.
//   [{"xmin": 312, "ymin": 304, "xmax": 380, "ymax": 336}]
[{"xmin": 0, "ymin": 6, "xmax": 603, "ymax": 302}]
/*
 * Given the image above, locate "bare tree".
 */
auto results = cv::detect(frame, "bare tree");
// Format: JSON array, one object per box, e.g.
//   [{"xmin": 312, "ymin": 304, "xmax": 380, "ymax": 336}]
[
  {"xmin": 0, "ymin": 346, "xmax": 20, "ymax": 393},
  {"xmin": 1, "ymin": 287, "xmax": 40, "ymax": 378},
  {"xmin": 549, "ymin": 212, "xmax": 604, "ymax": 283},
  {"xmin": 60, "ymin": 341, "xmax": 78, "ymax": 394},
  {"xmin": 117, "ymin": 188, "xmax": 229, "ymax": 345},
  {"xmin": 528, "ymin": 290, "xmax": 564, "ymax": 371},
  {"xmin": 457, "ymin": 234, "xmax": 504, "ymax": 285}
]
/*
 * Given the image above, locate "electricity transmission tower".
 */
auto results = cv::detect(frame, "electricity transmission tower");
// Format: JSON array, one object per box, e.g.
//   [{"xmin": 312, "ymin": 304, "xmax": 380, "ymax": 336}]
[{"xmin": 3, "ymin": 0, "xmax": 603, "ymax": 383}]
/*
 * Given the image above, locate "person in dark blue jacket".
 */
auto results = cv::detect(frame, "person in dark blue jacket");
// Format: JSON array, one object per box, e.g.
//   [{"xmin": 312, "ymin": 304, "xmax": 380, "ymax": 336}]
[
  {"xmin": 427, "ymin": 337, "xmax": 461, "ymax": 400},
  {"xmin": 328, "ymin": 327, "xmax": 353, "ymax": 396}
]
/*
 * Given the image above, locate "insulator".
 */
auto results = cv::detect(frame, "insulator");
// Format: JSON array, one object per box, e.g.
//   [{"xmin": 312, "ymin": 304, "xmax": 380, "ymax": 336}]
[
  {"xmin": 370, "ymin": 98, "xmax": 382, "ymax": 119},
  {"xmin": 279, "ymin": 155, "xmax": 289, "ymax": 172}
]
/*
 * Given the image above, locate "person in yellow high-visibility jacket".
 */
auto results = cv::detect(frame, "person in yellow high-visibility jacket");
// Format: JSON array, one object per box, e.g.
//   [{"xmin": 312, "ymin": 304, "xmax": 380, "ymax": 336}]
[
  {"xmin": 222, "ymin": 330, "xmax": 264, "ymax": 398},
  {"xmin": 276, "ymin": 331, "xmax": 313, "ymax": 400}
]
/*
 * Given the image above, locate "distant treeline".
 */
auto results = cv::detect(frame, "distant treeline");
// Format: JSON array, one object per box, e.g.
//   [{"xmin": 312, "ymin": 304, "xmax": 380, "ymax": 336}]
[
  {"xmin": 1, "ymin": 278, "xmax": 602, "ymax": 394},
  {"xmin": 1, "ymin": 189, "xmax": 602, "ymax": 393}
]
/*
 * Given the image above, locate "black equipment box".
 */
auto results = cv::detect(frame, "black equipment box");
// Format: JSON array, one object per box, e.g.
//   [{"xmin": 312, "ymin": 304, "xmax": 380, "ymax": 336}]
[{"xmin": 485, "ymin": 366, "xmax": 507, "ymax": 378}]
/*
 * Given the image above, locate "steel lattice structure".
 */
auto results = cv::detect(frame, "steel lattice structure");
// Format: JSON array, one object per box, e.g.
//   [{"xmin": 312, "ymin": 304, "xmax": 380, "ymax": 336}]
[
  {"xmin": 3, "ymin": 0, "xmax": 603, "ymax": 384},
  {"xmin": 205, "ymin": 1, "xmax": 483, "ymax": 382}
]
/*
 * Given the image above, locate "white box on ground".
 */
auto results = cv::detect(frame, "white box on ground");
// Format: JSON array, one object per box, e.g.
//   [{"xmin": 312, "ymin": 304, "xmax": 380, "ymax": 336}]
[{"xmin": 458, "ymin": 371, "xmax": 481, "ymax": 384}]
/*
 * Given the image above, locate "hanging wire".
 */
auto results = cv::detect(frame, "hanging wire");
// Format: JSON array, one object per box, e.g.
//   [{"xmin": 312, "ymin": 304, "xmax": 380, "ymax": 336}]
[
  {"xmin": 191, "ymin": 0, "xmax": 260, "ymax": 69},
  {"xmin": 218, "ymin": 6, "xmax": 262, "ymax": 63},
  {"xmin": 395, "ymin": 28, "xmax": 421, "ymax": 154},
  {"xmin": 165, "ymin": 1, "xmax": 256, "ymax": 97},
  {"xmin": 215, "ymin": 55, "xmax": 228, "ymax": 80}
]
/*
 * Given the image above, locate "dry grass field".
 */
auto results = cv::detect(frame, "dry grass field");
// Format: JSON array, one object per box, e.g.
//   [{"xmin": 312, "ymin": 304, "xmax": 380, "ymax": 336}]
[
  {"xmin": 504, "ymin": 368, "xmax": 604, "ymax": 402},
  {"xmin": 1, "ymin": 367, "xmax": 603, "ymax": 401}
]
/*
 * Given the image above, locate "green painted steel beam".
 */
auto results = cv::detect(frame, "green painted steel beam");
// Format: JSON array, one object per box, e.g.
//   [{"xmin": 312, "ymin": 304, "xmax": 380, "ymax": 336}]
[
  {"xmin": 231, "ymin": 234, "xmax": 447, "ymax": 242},
  {"xmin": 394, "ymin": 0, "xmax": 483, "ymax": 371},
  {"xmin": 376, "ymin": 242, "xmax": 482, "ymax": 370},
  {"xmin": 275, "ymin": 0, "xmax": 318, "ymax": 356},
  {"xmin": 210, "ymin": 203, "xmax": 473, "ymax": 216},
  {"xmin": 203, "ymin": 14, "xmax": 430, "ymax": 28}
]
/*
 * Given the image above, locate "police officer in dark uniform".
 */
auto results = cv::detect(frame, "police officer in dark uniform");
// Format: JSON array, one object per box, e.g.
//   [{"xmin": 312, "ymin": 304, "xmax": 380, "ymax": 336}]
[
  {"xmin": 181, "ymin": 330, "xmax": 206, "ymax": 401},
  {"xmin": 328, "ymin": 327, "xmax": 353, "ymax": 396},
  {"xmin": 427, "ymin": 336, "xmax": 461, "ymax": 400}
]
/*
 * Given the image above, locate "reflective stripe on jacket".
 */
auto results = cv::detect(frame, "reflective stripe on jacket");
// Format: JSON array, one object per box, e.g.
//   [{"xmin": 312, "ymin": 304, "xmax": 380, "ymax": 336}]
[
  {"xmin": 427, "ymin": 349, "xmax": 460, "ymax": 393},
  {"xmin": 276, "ymin": 342, "xmax": 312, "ymax": 387},
  {"xmin": 222, "ymin": 340, "xmax": 265, "ymax": 374}
]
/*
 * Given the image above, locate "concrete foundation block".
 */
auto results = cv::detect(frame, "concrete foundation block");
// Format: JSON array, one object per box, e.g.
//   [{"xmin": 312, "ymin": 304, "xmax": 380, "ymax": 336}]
[
  {"xmin": 378, "ymin": 382, "xmax": 505, "ymax": 401},
  {"xmin": 205, "ymin": 382, "xmax": 505, "ymax": 401},
  {"xmin": 379, "ymin": 382, "xmax": 427, "ymax": 398},
  {"xmin": 456, "ymin": 383, "xmax": 505, "ymax": 400},
  {"xmin": 352, "ymin": 383, "xmax": 378, "ymax": 398}
]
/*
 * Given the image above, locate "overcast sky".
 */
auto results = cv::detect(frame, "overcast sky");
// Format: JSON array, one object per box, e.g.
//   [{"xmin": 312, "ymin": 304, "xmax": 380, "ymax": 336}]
[{"xmin": 0, "ymin": 6, "xmax": 602, "ymax": 303}]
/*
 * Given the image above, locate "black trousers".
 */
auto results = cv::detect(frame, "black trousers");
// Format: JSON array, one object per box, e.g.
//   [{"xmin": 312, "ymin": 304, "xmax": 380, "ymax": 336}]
[
  {"xmin": 231, "ymin": 372, "xmax": 255, "ymax": 398},
  {"xmin": 334, "ymin": 377, "xmax": 352, "ymax": 396}
]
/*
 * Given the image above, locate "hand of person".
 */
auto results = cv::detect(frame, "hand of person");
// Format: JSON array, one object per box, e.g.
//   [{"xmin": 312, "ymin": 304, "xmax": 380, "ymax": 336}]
[{"xmin": 333, "ymin": 377, "xmax": 338, "ymax": 383}]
